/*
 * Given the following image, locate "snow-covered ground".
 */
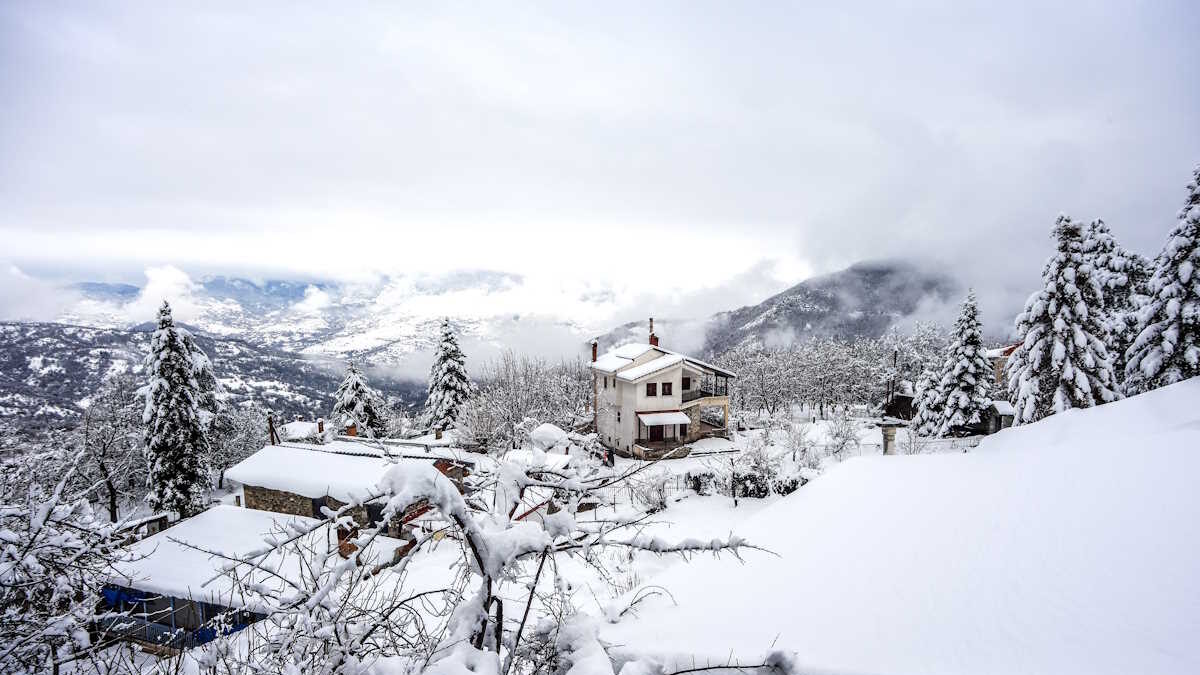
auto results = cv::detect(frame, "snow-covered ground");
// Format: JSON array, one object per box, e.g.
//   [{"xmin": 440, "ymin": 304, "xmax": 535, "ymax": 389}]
[{"xmin": 601, "ymin": 378, "xmax": 1200, "ymax": 674}]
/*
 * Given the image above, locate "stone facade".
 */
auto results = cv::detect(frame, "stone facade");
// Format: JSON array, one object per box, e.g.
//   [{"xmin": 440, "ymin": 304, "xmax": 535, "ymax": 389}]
[{"xmin": 243, "ymin": 485, "xmax": 318, "ymax": 518}]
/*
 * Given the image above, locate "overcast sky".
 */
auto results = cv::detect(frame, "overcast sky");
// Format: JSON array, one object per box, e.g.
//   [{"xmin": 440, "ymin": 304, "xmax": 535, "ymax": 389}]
[{"xmin": 1, "ymin": 1, "xmax": 1197, "ymax": 326}]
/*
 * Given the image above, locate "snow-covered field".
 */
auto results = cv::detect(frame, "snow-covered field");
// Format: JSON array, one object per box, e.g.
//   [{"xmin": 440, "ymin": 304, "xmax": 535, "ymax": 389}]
[{"xmin": 601, "ymin": 378, "xmax": 1200, "ymax": 674}]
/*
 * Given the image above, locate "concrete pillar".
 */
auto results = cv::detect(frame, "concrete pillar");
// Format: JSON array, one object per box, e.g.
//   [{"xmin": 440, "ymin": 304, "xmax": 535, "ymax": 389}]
[{"xmin": 882, "ymin": 426, "xmax": 897, "ymax": 455}]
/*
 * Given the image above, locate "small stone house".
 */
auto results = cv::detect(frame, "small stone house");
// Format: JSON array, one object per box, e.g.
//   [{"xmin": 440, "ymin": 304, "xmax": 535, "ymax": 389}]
[{"xmin": 225, "ymin": 441, "xmax": 477, "ymax": 536}]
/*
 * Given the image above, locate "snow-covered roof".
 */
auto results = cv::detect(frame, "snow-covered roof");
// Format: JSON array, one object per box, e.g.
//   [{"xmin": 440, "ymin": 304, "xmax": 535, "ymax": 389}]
[
  {"xmin": 637, "ymin": 411, "xmax": 690, "ymax": 426},
  {"xmin": 604, "ymin": 377, "xmax": 1200, "ymax": 674},
  {"xmin": 225, "ymin": 444, "xmax": 394, "ymax": 503},
  {"xmin": 591, "ymin": 342, "xmax": 736, "ymax": 379},
  {"xmin": 105, "ymin": 505, "xmax": 405, "ymax": 611},
  {"xmin": 591, "ymin": 343, "xmax": 659, "ymax": 374},
  {"xmin": 984, "ymin": 342, "xmax": 1022, "ymax": 359},
  {"xmin": 990, "ymin": 399, "xmax": 1015, "ymax": 415},
  {"xmin": 616, "ymin": 354, "xmax": 685, "ymax": 382},
  {"xmin": 280, "ymin": 420, "xmax": 321, "ymax": 441},
  {"xmin": 311, "ymin": 438, "xmax": 480, "ymax": 465}
]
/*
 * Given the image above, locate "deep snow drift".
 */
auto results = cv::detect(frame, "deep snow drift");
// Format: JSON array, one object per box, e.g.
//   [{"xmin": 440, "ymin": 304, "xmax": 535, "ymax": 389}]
[{"xmin": 604, "ymin": 378, "xmax": 1200, "ymax": 675}]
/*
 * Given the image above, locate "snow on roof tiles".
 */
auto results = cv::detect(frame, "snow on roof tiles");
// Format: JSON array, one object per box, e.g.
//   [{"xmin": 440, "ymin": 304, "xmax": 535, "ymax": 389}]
[
  {"xmin": 226, "ymin": 444, "xmax": 395, "ymax": 503},
  {"xmin": 106, "ymin": 505, "xmax": 405, "ymax": 611},
  {"xmin": 617, "ymin": 354, "xmax": 685, "ymax": 382}
]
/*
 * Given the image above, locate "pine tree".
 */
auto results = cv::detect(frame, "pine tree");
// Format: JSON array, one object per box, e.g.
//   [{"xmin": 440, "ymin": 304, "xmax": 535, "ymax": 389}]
[
  {"xmin": 142, "ymin": 301, "xmax": 210, "ymax": 517},
  {"xmin": 910, "ymin": 368, "xmax": 945, "ymax": 436},
  {"xmin": 425, "ymin": 318, "xmax": 472, "ymax": 432},
  {"xmin": 1083, "ymin": 218, "xmax": 1151, "ymax": 388},
  {"xmin": 330, "ymin": 363, "xmax": 387, "ymax": 438},
  {"xmin": 1007, "ymin": 215, "xmax": 1121, "ymax": 424},
  {"xmin": 1125, "ymin": 165, "xmax": 1200, "ymax": 393},
  {"xmin": 934, "ymin": 290, "xmax": 993, "ymax": 436}
]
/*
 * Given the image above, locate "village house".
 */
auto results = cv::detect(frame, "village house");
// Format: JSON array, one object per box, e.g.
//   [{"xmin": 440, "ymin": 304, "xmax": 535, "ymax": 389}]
[
  {"xmin": 97, "ymin": 505, "xmax": 409, "ymax": 652},
  {"xmin": 985, "ymin": 341, "xmax": 1022, "ymax": 392},
  {"xmin": 224, "ymin": 440, "xmax": 477, "ymax": 534},
  {"xmin": 98, "ymin": 439, "xmax": 478, "ymax": 650},
  {"xmin": 591, "ymin": 319, "xmax": 735, "ymax": 459}
]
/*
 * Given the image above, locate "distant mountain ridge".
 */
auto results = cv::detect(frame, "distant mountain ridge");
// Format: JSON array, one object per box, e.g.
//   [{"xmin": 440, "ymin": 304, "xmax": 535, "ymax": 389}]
[
  {"xmin": 596, "ymin": 260, "xmax": 960, "ymax": 356},
  {"xmin": 0, "ymin": 321, "xmax": 420, "ymax": 451}
]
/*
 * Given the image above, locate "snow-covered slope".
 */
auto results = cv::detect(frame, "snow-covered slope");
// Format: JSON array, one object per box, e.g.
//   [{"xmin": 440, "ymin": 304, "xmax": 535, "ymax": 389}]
[{"xmin": 604, "ymin": 378, "xmax": 1200, "ymax": 674}]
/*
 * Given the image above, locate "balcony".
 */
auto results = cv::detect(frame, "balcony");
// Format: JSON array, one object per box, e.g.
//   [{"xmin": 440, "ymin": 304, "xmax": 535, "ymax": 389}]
[{"xmin": 682, "ymin": 384, "xmax": 729, "ymax": 403}]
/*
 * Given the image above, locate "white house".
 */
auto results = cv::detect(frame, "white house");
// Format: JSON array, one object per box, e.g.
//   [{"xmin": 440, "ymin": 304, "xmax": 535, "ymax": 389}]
[{"xmin": 591, "ymin": 319, "xmax": 734, "ymax": 459}]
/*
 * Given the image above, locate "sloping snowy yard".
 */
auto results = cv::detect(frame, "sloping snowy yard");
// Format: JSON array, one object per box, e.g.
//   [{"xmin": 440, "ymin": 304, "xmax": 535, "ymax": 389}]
[{"xmin": 602, "ymin": 378, "xmax": 1200, "ymax": 675}]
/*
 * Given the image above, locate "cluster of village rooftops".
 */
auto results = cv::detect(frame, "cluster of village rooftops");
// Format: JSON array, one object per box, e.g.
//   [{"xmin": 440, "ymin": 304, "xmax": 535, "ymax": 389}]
[{"xmin": 95, "ymin": 323, "xmax": 740, "ymax": 650}]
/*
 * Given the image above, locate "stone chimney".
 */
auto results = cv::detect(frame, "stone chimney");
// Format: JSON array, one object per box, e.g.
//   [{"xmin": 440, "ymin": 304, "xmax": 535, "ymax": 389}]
[
  {"xmin": 591, "ymin": 340, "xmax": 598, "ymax": 362},
  {"xmin": 648, "ymin": 317, "xmax": 659, "ymax": 347}
]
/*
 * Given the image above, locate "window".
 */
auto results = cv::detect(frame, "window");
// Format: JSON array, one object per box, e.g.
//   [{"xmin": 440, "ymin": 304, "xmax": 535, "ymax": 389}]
[
  {"xmin": 682, "ymin": 376, "xmax": 691, "ymax": 390},
  {"xmin": 662, "ymin": 382, "xmax": 673, "ymax": 396},
  {"xmin": 617, "ymin": 411, "xmax": 621, "ymax": 422},
  {"xmin": 603, "ymin": 376, "xmax": 608, "ymax": 389},
  {"xmin": 646, "ymin": 383, "xmax": 657, "ymax": 397}
]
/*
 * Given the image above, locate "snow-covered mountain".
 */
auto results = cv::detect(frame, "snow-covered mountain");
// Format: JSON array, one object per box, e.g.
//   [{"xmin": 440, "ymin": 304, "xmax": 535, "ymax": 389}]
[
  {"xmin": 597, "ymin": 260, "xmax": 961, "ymax": 356},
  {"xmin": 60, "ymin": 271, "xmax": 596, "ymax": 368},
  {"xmin": 0, "ymin": 321, "xmax": 421, "ymax": 450}
]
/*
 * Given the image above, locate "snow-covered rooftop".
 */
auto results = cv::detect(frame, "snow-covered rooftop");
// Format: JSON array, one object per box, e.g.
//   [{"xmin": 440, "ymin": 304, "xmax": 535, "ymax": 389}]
[
  {"xmin": 990, "ymin": 399, "xmax": 1016, "ymax": 415},
  {"xmin": 106, "ymin": 505, "xmax": 405, "ymax": 611},
  {"xmin": 605, "ymin": 378, "xmax": 1200, "ymax": 675},
  {"xmin": 591, "ymin": 342, "xmax": 736, "ymax": 379},
  {"xmin": 280, "ymin": 420, "xmax": 321, "ymax": 441},
  {"xmin": 226, "ymin": 444, "xmax": 393, "ymax": 502},
  {"xmin": 616, "ymin": 354, "xmax": 685, "ymax": 382}
]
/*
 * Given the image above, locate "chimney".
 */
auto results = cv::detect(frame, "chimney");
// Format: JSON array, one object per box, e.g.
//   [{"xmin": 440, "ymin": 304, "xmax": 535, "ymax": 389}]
[
  {"xmin": 648, "ymin": 317, "xmax": 659, "ymax": 347},
  {"xmin": 591, "ymin": 340, "xmax": 598, "ymax": 362},
  {"xmin": 317, "ymin": 418, "xmax": 325, "ymax": 434}
]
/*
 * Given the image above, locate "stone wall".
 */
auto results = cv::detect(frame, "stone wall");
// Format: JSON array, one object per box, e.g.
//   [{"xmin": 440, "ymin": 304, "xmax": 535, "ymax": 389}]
[
  {"xmin": 683, "ymin": 406, "xmax": 705, "ymax": 441},
  {"xmin": 243, "ymin": 485, "xmax": 317, "ymax": 518}
]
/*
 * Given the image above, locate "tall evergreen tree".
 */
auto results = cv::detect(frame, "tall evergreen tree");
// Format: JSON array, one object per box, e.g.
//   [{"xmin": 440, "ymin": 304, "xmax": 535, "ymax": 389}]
[
  {"xmin": 1083, "ymin": 218, "xmax": 1151, "ymax": 388},
  {"xmin": 425, "ymin": 317, "xmax": 472, "ymax": 432},
  {"xmin": 1125, "ymin": 165, "xmax": 1200, "ymax": 393},
  {"xmin": 142, "ymin": 301, "xmax": 209, "ymax": 517},
  {"xmin": 330, "ymin": 363, "xmax": 387, "ymax": 438},
  {"xmin": 910, "ymin": 368, "xmax": 945, "ymax": 436},
  {"xmin": 934, "ymin": 290, "xmax": 993, "ymax": 436},
  {"xmin": 1007, "ymin": 215, "xmax": 1121, "ymax": 424}
]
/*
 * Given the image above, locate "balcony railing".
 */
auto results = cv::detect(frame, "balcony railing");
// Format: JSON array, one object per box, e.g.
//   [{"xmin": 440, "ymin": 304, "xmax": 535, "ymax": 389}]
[{"xmin": 682, "ymin": 385, "xmax": 728, "ymax": 403}]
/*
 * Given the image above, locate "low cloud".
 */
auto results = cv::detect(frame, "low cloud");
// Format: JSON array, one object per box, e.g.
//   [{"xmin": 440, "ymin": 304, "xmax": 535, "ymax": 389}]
[{"xmin": 0, "ymin": 264, "xmax": 79, "ymax": 321}]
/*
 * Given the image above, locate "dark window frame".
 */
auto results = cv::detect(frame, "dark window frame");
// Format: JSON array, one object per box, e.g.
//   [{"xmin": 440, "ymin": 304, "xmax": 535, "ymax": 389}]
[
  {"xmin": 682, "ymin": 376, "xmax": 691, "ymax": 390},
  {"xmin": 645, "ymin": 382, "xmax": 657, "ymax": 397},
  {"xmin": 662, "ymin": 382, "xmax": 673, "ymax": 396}
]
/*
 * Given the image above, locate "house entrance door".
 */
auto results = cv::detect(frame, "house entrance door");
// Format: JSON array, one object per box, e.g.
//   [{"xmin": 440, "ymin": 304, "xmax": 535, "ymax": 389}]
[{"xmin": 648, "ymin": 425, "xmax": 664, "ymax": 442}]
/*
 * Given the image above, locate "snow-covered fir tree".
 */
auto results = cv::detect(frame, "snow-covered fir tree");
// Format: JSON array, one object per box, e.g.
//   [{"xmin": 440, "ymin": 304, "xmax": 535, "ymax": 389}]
[
  {"xmin": 1084, "ymin": 218, "xmax": 1151, "ymax": 388},
  {"xmin": 934, "ymin": 290, "xmax": 993, "ymax": 436},
  {"xmin": 1125, "ymin": 165, "xmax": 1200, "ymax": 393},
  {"xmin": 425, "ymin": 317, "xmax": 472, "ymax": 432},
  {"xmin": 329, "ymin": 363, "xmax": 388, "ymax": 438},
  {"xmin": 1007, "ymin": 215, "xmax": 1121, "ymax": 424},
  {"xmin": 142, "ymin": 300, "xmax": 210, "ymax": 518},
  {"xmin": 910, "ymin": 368, "xmax": 944, "ymax": 436}
]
